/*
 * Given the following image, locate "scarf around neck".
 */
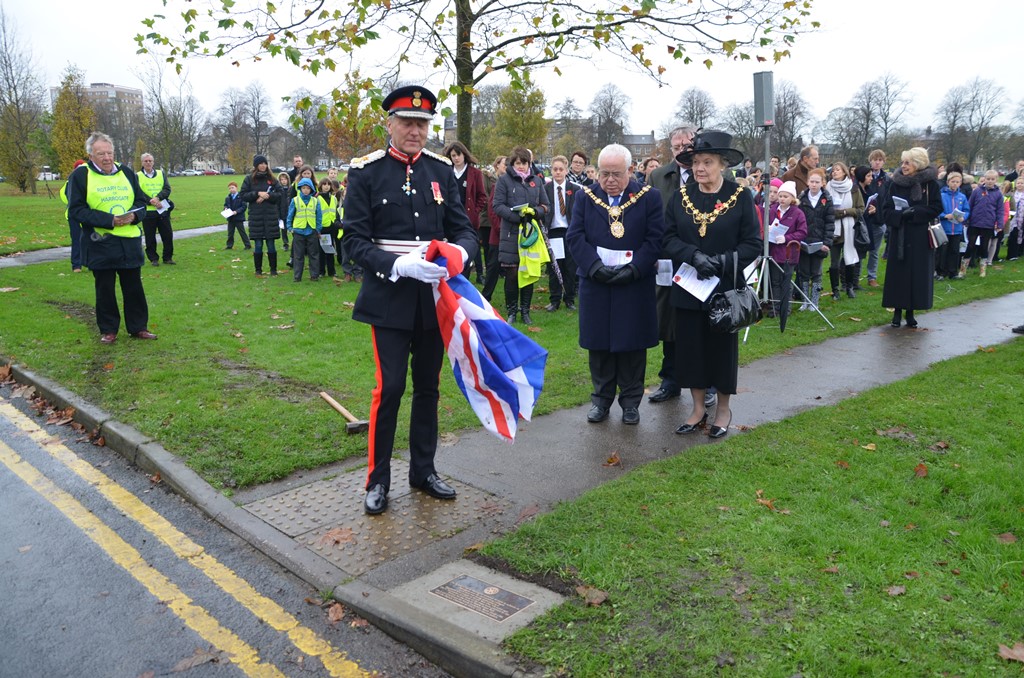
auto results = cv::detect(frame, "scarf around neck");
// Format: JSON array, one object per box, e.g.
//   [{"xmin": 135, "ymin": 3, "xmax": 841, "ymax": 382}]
[{"xmin": 889, "ymin": 165, "xmax": 938, "ymax": 202}]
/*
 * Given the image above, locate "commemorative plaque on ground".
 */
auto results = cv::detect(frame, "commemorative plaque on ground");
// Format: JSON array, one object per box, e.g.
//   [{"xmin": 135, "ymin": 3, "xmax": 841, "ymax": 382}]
[{"xmin": 429, "ymin": 574, "xmax": 535, "ymax": 622}]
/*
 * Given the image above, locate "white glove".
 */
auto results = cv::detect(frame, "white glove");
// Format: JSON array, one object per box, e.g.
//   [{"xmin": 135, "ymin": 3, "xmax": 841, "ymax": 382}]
[
  {"xmin": 392, "ymin": 244, "xmax": 447, "ymax": 283},
  {"xmin": 452, "ymin": 244, "xmax": 469, "ymax": 265}
]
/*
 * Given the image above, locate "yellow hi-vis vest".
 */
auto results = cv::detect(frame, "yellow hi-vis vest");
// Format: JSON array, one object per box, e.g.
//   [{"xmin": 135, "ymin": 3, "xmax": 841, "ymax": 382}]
[
  {"xmin": 318, "ymin": 193, "xmax": 337, "ymax": 227},
  {"xmin": 137, "ymin": 169, "xmax": 165, "ymax": 211},
  {"xmin": 87, "ymin": 165, "xmax": 141, "ymax": 238},
  {"xmin": 291, "ymin": 195, "xmax": 318, "ymax": 230}
]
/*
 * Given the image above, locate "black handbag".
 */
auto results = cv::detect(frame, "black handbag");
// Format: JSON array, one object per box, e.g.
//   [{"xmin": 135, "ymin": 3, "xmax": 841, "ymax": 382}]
[
  {"xmin": 707, "ymin": 251, "xmax": 762, "ymax": 333},
  {"xmin": 854, "ymin": 217, "xmax": 871, "ymax": 253}
]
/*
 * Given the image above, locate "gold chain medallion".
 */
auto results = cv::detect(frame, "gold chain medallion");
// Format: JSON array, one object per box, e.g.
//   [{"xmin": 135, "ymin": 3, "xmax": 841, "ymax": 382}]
[
  {"xmin": 583, "ymin": 185, "xmax": 651, "ymax": 239},
  {"xmin": 679, "ymin": 185, "xmax": 744, "ymax": 237}
]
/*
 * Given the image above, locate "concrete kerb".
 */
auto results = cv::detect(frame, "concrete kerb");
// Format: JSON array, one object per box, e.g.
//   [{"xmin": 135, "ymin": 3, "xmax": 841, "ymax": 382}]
[{"xmin": 1, "ymin": 358, "xmax": 531, "ymax": 678}]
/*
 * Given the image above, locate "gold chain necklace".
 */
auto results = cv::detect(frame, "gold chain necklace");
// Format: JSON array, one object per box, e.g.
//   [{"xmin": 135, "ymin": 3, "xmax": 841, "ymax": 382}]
[
  {"xmin": 582, "ymin": 185, "xmax": 652, "ymax": 238},
  {"xmin": 679, "ymin": 184, "xmax": 744, "ymax": 237}
]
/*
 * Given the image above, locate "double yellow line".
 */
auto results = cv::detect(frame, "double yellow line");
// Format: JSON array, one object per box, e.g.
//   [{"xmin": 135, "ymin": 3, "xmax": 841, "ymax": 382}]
[{"xmin": 0, "ymin": 399, "xmax": 368, "ymax": 678}]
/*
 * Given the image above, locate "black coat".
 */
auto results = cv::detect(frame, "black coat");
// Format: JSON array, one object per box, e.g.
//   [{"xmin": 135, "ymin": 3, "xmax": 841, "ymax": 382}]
[
  {"xmin": 879, "ymin": 170, "xmax": 942, "ymax": 310},
  {"xmin": 342, "ymin": 148, "xmax": 478, "ymax": 331},
  {"xmin": 66, "ymin": 161, "xmax": 148, "ymax": 271},
  {"xmin": 493, "ymin": 167, "xmax": 551, "ymax": 265},
  {"xmin": 799, "ymin": 189, "xmax": 835, "ymax": 254},
  {"xmin": 662, "ymin": 181, "xmax": 762, "ymax": 311},
  {"xmin": 241, "ymin": 171, "xmax": 280, "ymax": 240},
  {"xmin": 566, "ymin": 180, "xmax": 665, "ymax": 352}
]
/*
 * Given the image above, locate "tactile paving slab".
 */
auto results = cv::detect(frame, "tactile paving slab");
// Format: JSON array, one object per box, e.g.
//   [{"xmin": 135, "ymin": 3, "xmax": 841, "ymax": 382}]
[{"xmin": 243, "ymin": 459, "xmax": 513, "ymax": 576}]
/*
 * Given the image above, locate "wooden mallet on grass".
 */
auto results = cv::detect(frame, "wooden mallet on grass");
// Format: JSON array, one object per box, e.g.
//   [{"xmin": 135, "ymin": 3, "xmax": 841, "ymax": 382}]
[{"xmin": 319, "ymin": 391, "xmax": 369, "ymax": 434}]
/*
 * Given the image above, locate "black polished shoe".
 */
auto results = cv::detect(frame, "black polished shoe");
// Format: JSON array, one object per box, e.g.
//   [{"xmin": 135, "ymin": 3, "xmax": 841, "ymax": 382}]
[
  {"xmin": 565, "ymin": 302, "xmax": 577, "ymax": 311},
  {"xmin": 414, "ymin": 473, "xmax": 457, "ymax": 500},
  {"xmin": 364, "ymin": 484, "xmax": 389, "ymax": 514},
  {"xmin": 622, "ymin": 407, "xmax": 640, "ymax": 425},
  {"xmin": 708, "ymin": 410, "xmax": 733, "ymax": 439},
  {"xmin": 703, "ymin": 391, "xmax": 717, "ymax": 409},
  {"xmin": 675, "ymin": 412, "xmax": 708, "ymax": 434},
  {"xmin": 587, "ymin": 405, "xmax": 610, "ymax": 423},
  {"xmin": 521, "ymin": 311, "xmax": 533, "ymax": 325},
  {"xmin": 648, "ymin": 387, "xmax": 680, "ymax": 403},
  {"xmin": 544, "ymin": 302, "xmax": 560, "ymax": 312}
]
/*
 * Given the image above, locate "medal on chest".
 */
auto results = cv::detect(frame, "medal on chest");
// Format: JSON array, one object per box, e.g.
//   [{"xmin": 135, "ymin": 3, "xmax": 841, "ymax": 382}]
[
  {"xmin": 608, "ymin": 206, "xmax": 624, "ymax": 238},
  {"xmin": 582, "ymin": 185, "xmax": 651, "ymax": 239}
]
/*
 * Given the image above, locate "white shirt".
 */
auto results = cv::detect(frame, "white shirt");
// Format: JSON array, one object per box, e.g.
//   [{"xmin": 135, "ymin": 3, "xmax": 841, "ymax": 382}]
[{"xmin": 551, "ymin": 180, "xmax": 570, "ymax": 231}]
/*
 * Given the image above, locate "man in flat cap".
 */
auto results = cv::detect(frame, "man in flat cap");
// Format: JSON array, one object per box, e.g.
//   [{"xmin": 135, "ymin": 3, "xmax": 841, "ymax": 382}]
[{"xmin": 341, "ymin": 86, "xmax": 479, "ymax": 515}]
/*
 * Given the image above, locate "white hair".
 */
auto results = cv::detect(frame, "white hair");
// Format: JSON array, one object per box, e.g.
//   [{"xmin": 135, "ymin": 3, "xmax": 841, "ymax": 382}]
[
  {"xmin": 141, "ymin": 153, "xmax": 154, "ymax": 162},
  {"xmin": 597, "ymin": 143, "xmax": 632, "ymax": 169},
  {"xmin": 86, "ymin": 132, "xmax": 114, "ymax": 156}
]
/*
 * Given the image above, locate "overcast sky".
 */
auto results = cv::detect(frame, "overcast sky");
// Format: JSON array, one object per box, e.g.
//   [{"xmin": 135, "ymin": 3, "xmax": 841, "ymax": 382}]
[{"xmin": 8, "ymin": 0, "xmax": 1024, "ymax": 141}]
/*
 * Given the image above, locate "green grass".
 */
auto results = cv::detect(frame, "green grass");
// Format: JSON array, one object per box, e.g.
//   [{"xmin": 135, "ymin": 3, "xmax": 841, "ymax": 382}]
[
  {"xmin": 0, "ymin": 175, "xmax": 240, "ymax": 256},
  {"xmin": 486, "ymin": 340, "xmax": 1024, "ymax": 677},
  {"xmin": 2, "ymin": 224, "xmax": 1023, "ymax": 489}
]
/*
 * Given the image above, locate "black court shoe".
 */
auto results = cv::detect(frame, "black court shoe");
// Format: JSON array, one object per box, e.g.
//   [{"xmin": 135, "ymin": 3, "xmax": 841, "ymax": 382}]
[{"xmin": 675, "ymin": 413, "xmax": 708, "ymax": 435}]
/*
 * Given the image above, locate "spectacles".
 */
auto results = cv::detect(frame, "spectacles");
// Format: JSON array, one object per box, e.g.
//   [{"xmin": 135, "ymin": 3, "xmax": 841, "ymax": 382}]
[{"xmin": 598, "ymin": 170, "xmax": 627, "ymax": 179}]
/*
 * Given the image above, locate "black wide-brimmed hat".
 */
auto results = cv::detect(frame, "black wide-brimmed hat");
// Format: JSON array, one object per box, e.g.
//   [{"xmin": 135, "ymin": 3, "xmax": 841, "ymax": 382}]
[{"xmin": 675, "ymin": 130, "xmax": 744, "ymax": 168}]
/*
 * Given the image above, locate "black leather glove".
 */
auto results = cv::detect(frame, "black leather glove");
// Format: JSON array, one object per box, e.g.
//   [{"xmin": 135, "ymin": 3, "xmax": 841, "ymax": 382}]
[
  {"xmin": 901, "ymin": 206, "xmax": 917, "ymax": 223},
  {"xmin": 691, "ymin": 251, "xmax": 720, "ymax": 279},
  {"xmin": 608, "ymin": 264, "xmax": 639, "ymax": 285},
  {"xmin": 590, "ymin": 262, "xmax": 618, "ymax": 283}
]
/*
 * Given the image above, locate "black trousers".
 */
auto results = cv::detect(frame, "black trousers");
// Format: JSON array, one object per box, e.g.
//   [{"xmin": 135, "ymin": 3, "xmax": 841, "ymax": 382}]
[
  {"xmin": 589, "ymin": 348, "xmax": 646, "ymax": 409},
  {"xmin": 480, "ymin": 243, "xmax": 501, "ymax": 300},
  {"xmin": 936, "ymin": 234, "xmax": 963, "ymax": 277},
  {"xmin": 93, "ymin": 267, "xmax": 148, "ymax": 335},
  {"xmin": 366, "ymin": 320, "xmax": 444, "ymax": 491},
  {"xmin": 547, "ymin": 255, "xmax": 577, "ymax": 305},
  {"xmin": 143, "ymin": 212, "xmax": 174, "ymax": 262},
  {"xmin": 226, "ymin": 220, "xmax": 250, "ymax": 248},
  {"xmin": 964, "ymin": 227, "xmax": 993, "ymax": 266}
]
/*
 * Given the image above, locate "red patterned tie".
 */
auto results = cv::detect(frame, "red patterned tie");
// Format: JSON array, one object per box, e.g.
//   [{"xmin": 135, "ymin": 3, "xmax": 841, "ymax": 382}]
[{"xmin": 558, "ymin": 185, "xmax": 566, "ymax": 216}]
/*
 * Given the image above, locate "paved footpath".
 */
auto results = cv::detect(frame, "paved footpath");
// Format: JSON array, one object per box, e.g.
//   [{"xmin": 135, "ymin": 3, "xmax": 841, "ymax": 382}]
[{"xmin": 5, "ymin": 234, "xmax": 1023, "ymax": 676}]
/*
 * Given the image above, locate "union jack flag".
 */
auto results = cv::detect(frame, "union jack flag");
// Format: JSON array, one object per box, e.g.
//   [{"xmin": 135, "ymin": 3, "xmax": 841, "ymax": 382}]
[{"xmin": 426, "ymin": 241, "xmax": 548, "ymax": 442}]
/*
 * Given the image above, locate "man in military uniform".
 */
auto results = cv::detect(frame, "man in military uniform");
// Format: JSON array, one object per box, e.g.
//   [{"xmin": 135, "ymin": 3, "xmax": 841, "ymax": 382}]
[
  {"xmin": 341, "ymin": 86, "xmax": 479, "ymax": 515},
  {"xmin": 138, "ymin": 152, "xmax": 175, "ymax": 265}
]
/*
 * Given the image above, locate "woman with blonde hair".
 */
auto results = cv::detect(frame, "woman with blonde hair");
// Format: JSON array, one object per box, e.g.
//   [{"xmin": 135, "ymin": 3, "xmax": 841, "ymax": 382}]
[
  {"xmin": 878, "ymin": 147, "xmax": 942, "ymax": 328},
  {"xmin": 825, "ymin": 161, "xmax": 864, "ymax": 299}
]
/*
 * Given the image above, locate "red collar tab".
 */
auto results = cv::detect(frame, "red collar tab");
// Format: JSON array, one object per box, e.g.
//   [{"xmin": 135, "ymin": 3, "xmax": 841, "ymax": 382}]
[{"xmin": 388, "ymin": 146, "xmax": 422, "ymax": 165}]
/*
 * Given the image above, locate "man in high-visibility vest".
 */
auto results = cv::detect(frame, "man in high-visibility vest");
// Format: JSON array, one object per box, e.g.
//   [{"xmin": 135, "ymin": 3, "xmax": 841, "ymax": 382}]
[
  {"xmin": 138, "ymin": 153, "xmax": 175, "ymax": 265},
  {"xmin": 66, "ymin": 132, "xmax": 156, "ymax": 344}
]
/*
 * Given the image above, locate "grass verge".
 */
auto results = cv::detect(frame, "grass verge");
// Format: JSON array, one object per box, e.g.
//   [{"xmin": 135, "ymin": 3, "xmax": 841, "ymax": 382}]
[{"xmin": 485, "ymin": 338, "xmax": 1024, "ymax": 676}]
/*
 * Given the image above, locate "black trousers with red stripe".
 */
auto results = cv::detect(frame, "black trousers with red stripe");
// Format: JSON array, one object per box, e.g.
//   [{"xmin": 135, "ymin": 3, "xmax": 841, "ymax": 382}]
[{"xmin": 366, "ymin": 321, "xmax": 444, "ymax": 492}]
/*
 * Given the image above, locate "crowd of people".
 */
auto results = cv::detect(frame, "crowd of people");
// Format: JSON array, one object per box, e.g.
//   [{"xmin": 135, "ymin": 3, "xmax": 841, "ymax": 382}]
[{"xmin": 65, "ymin": 85, "xmax": 1024, "ymax": 515}]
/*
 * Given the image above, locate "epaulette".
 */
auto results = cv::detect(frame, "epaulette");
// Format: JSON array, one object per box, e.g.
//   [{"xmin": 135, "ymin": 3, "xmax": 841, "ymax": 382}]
[
  {"xmin": 421, "ymin": 148, "xmax": 452, "ymax": 166},
  {"xmin": 350, "ymin": 149, "xmax": 385, "ymax": 169}
]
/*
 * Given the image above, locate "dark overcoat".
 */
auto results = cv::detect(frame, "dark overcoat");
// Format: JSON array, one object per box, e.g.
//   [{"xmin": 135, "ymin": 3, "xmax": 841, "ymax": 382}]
[
  {"xmin": 66, "ymin": 161, "xmax": 149, "ymax": 271},
  {"xmin": 879, "ymin": 172, "xmax": 942, "ymax": 311},
  {"xmin": 662, "ymin": 181, "xmax": 762, "ymax": 311},
  {"xmin": 241, "ymin": 171, "xmax": 281, "ymax": 240},
  {"xmin": 566, "ymin": 180, "xmax": 664, "ymax": 352},
  {"xmin": 493, "ymin": 167, "xmax": 550, "ymax": 265}
]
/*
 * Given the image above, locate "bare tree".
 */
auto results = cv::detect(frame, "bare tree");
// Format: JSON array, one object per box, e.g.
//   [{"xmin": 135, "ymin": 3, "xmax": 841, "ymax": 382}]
[
  {"xmin": 141, "ymin": 64, "xmax": 207, "ymax": 171},
  {"xmin": 847, "ymin": 81, "xmax": 880, "ymax": 159},
  {"xmin": 93, "ymin": 97, "xmax": 145, "ymax": 169},
  {"xmin": 471, "ymin": 84, "xmax": 505, "ymax": 129},
  {"xmin": 935, "ymin": 84, "xmax": 969, "ymax": 164},
  {"xmin": 772, "ymin": 80, "xmax": 811, "ymax": 158},
  {"xmin": 813, "ymin": 107, "xmax": 860, "ymax": 163},
  {"xmin": 0, "ymin": 6, "xmax": 45, "ymax": 192},
  {"xmin": 590, "ymin": 84, "xmax": 628, "ymax": 147},
  {"xmin": 874, "ymin": 73, "xmax": 911, "ymax": 147},
  {"xmin": 244, "ymin": 81, "xmax": 273, "ymax": 157},
  {"xmin": 963, "ymin": 77, "xmax": 1005, "ymax": 168},
  {"xmin": 674, "ymin": 87, "xmax": 716, "ymax": 130},
  {"xmin": 719, "ymin": 101, "xmax": 764, "ymax": 164}
]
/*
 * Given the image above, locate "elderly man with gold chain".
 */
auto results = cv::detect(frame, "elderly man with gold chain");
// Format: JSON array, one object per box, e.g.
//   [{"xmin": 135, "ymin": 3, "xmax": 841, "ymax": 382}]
[{"xmin": 566, "ymin": 143, "xmax": 665, "ymax": 426}]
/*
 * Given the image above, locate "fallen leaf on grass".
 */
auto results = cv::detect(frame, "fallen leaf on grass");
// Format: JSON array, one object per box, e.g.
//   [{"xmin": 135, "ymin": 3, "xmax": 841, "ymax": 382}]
[
  {"xmin": 887, "ymin": 585, "xmax": 906, "ymax": 596},
  {"xmin": 880, "ymin": 520, "xmax": 891, "ymax": 528},
  {"xmin": 976, "ymin": 345, "xmax": 996, "ymax": 353},
  {"xmin": 602, "ymin": 451, "xmax": 622, "ymax": 467},
  {"xmin": 342, "ymin": 301, "xmax": 355, "ymax": 309},
  {"xmin": 516, "ymin": 504, "xmax": 540, "ymax": 524},
  {"xmin": 941, "ymin": 594, "xmax": 953, "ymax": 601},
  {"xmin": 848, "ymin": 316, "xmax": 862, "ymax": 322},
  {"xmin": 905, "ymin": 523, "xmax": 917, "ymax": 531},
  {"xmin": 930, "ymin": 440, "xmax": 950, "ymax": 451},
  {"xmin": 318, "ymin": 527, "xmax": 356, "ymax": 546},
  {"xmin": 998, "ymin": 642, "xmax": 1024, "ymax": 663},
  {"xmin": 821, "ymin": 566, "xmax": 839, "ymax": 574},
  {"xmin": 835, "ymin": 460, "xmax": 850, "ymax": 470},
  {"xmin": 172, "ymin": 647, "xmax": 229, "ymax": 672},
  {"xmin": 914, "ymin": 463, "xmax": 928, "ymax": 478},
  {"xmin": 904, "ymin": 571, "xmax": 920, "ymax": 579},
  {"xmin": 951, "ymin": 568, "xmax": 961, "ymax": 575},
  {"xmin": 327, "ymin": 602, "xmax": 345, "ymax": 623},
  {"xmin": 755, "ymin": 489, "xmax": 779, "ymax": 512},
  {"xmin": 717, "ymin": 506, "xmax": 731, "ymax": 511},
  {"xmin": 526, "ymin": 325, "xmax": 541, "ymax": 333},
  {"xmin": 861, "ymin": 443, "xmax": 877, "ymax": 451},
  {"xmin": 996, "ymin": 532, "xmax": 1018, "ymax": 544},
  {"xmin": 272, "ymin": 324, "xmax": 295, "ymax": 330},
  {"xmin": 576, "ymin": 585, "xmax": 609, "ymax": 606}
]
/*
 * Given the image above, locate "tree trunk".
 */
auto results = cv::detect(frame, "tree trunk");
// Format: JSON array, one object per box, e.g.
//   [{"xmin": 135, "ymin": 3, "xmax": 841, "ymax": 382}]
[{"xmin": 455, "ymin": 0, "xmax": 474, "ymax": 150}]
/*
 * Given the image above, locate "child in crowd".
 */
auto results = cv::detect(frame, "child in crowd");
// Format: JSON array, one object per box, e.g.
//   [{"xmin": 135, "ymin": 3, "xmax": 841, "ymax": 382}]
[
  {"xmin": 224, "ymin": 181, "xmax": 250, "ymax": 250},
  {"xmin": 938, "ymin": 171, "xmax": 970, "ymax": 279},
  {"xmin": 797, "ymin": 168, "xmax": 834, "ymax": 310},
  {"xmin": 277, "ymin": 172, "xmax": 291, "ymax": 251},
  {"xmin": 767, "ymin": 181, "xmax": 807, "ymax": 318},
  {"xmin": 1006, "ymin": 177, "xmax": 1024, "ymax": 261},
  {"xmin": 316, "ymin": 177, "xmax": 339, "ymax": 279},
  {"xmin": 286, "ymin": 178, "xmax": 322, "ymax": 282},
  {"xmin": 992, "ymin": 180, "xmax": 1014, "ymax": 264}
]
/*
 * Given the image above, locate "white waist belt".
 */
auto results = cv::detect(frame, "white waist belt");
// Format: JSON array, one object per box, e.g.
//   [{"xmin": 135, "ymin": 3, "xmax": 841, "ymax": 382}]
[{"xmin": 374, "ymin": 238, "xmax": 426, "ymax": 254}]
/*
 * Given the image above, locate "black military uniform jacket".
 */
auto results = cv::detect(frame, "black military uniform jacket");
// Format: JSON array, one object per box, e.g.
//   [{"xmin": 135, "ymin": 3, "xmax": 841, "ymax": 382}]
[{"xmin": 342, "ymin": 146, "xmax": 479, "ymax": 330}]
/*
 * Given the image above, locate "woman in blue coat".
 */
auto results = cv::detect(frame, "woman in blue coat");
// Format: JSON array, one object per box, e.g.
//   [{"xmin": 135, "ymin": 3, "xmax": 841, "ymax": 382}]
[{"xmin": 566, "ymin": 144, "xmax": 665, "ymax": 426}]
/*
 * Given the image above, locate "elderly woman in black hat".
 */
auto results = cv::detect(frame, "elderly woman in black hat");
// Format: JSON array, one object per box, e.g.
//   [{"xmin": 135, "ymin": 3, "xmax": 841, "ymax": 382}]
[{"xmin": 662, "ymin": 130, "xmax": 762, "ymax": 439}]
